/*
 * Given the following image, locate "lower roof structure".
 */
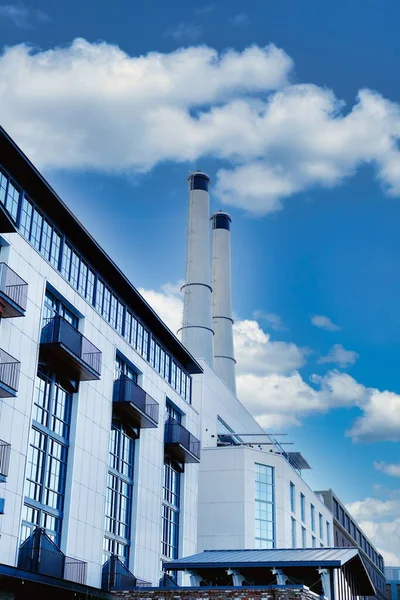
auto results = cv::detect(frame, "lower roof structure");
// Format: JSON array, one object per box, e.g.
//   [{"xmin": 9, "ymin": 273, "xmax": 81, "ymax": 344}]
[{"xmin": 163, "ymin": 547, "xmax": 376, "ymax": 597}]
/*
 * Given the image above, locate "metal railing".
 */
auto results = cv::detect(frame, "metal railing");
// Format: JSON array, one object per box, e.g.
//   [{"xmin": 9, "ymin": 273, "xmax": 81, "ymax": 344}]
[
  {"xmin": 0, "ymin": 440, "xmax": 11, "ymax": 478},
  {"xmin": 64, "ymin": 555, "xmax": 87, "ymax": 584},
  {"xmin": 41, "ymin": 316, "xmax": 101, "ymax": 376},
  {"xmin": 164, "ymin": 417, "xmax": 201, "ymax": 461},
  {"xmin": 18, "ymin": 528, "xmax": 87, "ymax": 584},
  {"xmin": 113, "ymin": 376, "xmax": 159, "ymax": 425},
  {"xmin": 0, "ymin": 348, "xmax": 20, "ymax": 392},
  {"xmin": 0, "ymin": 262, "xmax": 28, "ymax": 312}
]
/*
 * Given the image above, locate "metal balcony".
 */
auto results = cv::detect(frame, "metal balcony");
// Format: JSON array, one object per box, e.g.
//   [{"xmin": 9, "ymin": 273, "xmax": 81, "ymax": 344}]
[
  {"xmin": 0, "ymin": 349, "xmax": 20, "ymax": 397},
  {"xmin": 18, "ymin": 528, "xmax": 87, "ymax": 585},
  {"xmin": 40, "ymin": 316, "xmax": 101, "ymax": 381},
  {"xmin": 164, "ymin": 417, "xmax": 201, "ymax": 464},
  {"xmin": 0, "ymin": 440, "xmax": 11, "ymax": 482},
  {"xmin": 113, "ymin": 376, "xmax": 159, "ymax": 429},
  {"xmin": 101, "ymin": 554, "xmax": 137, "ymax": 591},
  {"xmin": 0, "ymin": 262, "xmax": 28, "ymax": 317}
]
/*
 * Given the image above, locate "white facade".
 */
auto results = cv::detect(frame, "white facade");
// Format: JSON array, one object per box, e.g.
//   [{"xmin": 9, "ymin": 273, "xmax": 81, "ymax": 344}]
[
  {"xmin": 0, "ymin": 230, "xmax": 200, "ymax": 587},
  {"xmin": 195, "ymin": 361, "xmax": 333, "ymax": 553}
]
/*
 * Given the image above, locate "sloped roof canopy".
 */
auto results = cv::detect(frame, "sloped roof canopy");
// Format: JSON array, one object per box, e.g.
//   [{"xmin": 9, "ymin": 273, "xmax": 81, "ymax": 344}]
[{"xmin": 163, "ymin": 548, "xmax": 375, "ymax": 596}]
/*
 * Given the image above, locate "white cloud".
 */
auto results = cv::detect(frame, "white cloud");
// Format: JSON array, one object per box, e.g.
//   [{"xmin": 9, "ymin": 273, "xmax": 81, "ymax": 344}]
[
  {"xmin": 374, "ymin": 462, "xmax": 400, "ymax": 478},
  {"xmin": 229, "ymin": 13, "xmax": 249, "ymax": 26},
  {"xmin": 318, "ymin": 344, "xmax": 358, "ymax": 368},
  {"xmin": 0, "ymin": 40, "xmax": 292, "ymax": 172},
  {"xmin": 3, "ymin": 39, "xmax": 400, "ymax": 214},
  {"xmin": 138, "ymin": 282, "xmax": 184, "ymax": 337},
  {"xmin": 234, "ymin": 319, "xmax": 308, "ymax": 376},
  {"xmin": 349, "ymin": 389, "xmax": 400, "ymax": 442},
  {"xmin": 137, "ymin": 283, "xmax": 400, "ymax": 441},
  {"xmin": 346, "ymin": 496, "xmax": 400, "ymax": 564},
  {"xmin": 311, "ymin": 315, "xmax": 340, "ymax": 331},
  {"xmin": 253, "ymin": 310, "xmax": 287, "ymax": 331},
  {"xmin": 0, "ymin": 3, "xmax": 49, "ymax": 27},
  {"xmin": 165, "ymin": 22, "xmax": 203, "ymax": 43}
]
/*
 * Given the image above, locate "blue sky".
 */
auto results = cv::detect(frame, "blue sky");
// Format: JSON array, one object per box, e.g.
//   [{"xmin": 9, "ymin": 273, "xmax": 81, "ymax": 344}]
[{"xmin": 1, "ymin": 0, "xmax": 400, "ymax": 561}]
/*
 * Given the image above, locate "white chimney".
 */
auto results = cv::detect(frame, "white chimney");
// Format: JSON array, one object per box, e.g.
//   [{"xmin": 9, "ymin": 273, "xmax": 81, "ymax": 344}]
[
  {"xmin": 178, "ymin": 172, "xmax": 214, "ymax": 366},
  {"xmin": 211, "ymin": 211, "xmax": 236, "ymax": 394}
]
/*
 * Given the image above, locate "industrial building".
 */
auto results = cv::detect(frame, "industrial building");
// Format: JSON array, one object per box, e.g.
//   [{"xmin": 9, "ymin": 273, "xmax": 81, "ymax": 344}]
[
  {"xmin": 0, "ymin": 127, "xmax": 382, "ymax": 598},
  {"xmin": 385, "ymin": 566, "xmax": 400, "ymax": 600},
  {"xmin": 315, "ymin": 490, "xmax": 386, "ymax": 600}
]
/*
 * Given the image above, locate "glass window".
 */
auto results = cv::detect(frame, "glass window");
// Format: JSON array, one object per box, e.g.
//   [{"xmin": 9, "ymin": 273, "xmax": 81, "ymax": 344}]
[
  {"xmin": 115, "ymin": 354, "xmax": 138, "ymax": 383},
  {"xmin": 104, "ymin": 422, "xmax": 135, "ymax": 567},
  {"xmin": 69, "ymin": 249, "xmax": 80, "ymax": 289},
  {"xmin": 116, "ymin": 300, "xmax": 124, "ymax": 335},
  {"xmin": 86, "ymin": 268, "xmax": 95, "ymax": 304},
  {"xmin": 43, "ymin": 289, "xmax": 79, "ymax": 330},
  {"xmin": 50, "ymin": 230, "xmax": 61, "ymax": 269},
  {"xmin": 312, "ymin": 536, "xmax": 316, "ymax": 548},
  {"xmin": 6, "ymin": 180, "xmax": 20, "ymax": 220},
  {"xmin": 162, "ymin": 458, "xmax": 181, "ymax": 559},
  {"xmin": 110, "ymin": 294, "xmax": 118, "ymax": 329},
  {"xmin": 96, "ymin": 279, "xmax": 105, "ymax": 313},
  {"xmin": 31, "ymin": 208, "xmax": 43, "ymax": 250},
  {"xmin": 166, "ymin": 401, "xmax": 182, "ymax": 424},
  {"xmin": 217, "ymin": 416, "xmax": 242, "ymax": 446},
  {"xmin": 40, "ymin": 220, "xmax": 52, "ymax": 260},
  {"xmin": 300, "ymin": 493, "xmax": 305, "ymax": 522},
  {"xmin": 319, "ymin": 513, "xmax": 323, "ymax": 540},
  {"xmin": 22, "ymin": 368, "xmax": 72, "ymax": 547},
  {"xmin": 61, "ymin": 243, "xmax": 71, "ymax": 279},
  {"xmin": 333, "ymin": 498, "xmax": 339, "ymax": 519},
  {"xmin": 0, "ymin": 169, "xmax": 7, "ymax": 205},
  {"xmin": 301, "ymin": 526, "xmax": 306, "ymax": 548},
  {"xmin": 290, "ymin": 482, "xmax": 295, "ymax": 513},
  {"xmin": 326, "ymin": 521, "xmax": 331, "ymax": 546},
  {"xmin": 254, "ymin": 463, "xmax": 275, "ymax": 549},
  {"xmin": 291, "ymin": 517, "xmax": 296, "ymax": 548},
  {"xmin": 19, "ymin": 196, "xmax": 33, "ymax": 238},
  {"xmin": 103, "ymin": 286, "xmax": 111, "ymax": 321},
  {"xmin": 78, "ymin": 261, "xmax": 88, "ymax": 297},
  {"xmin": 311, "ymin": 504, "xmax": 315, "ymax": 532},
  {"xmin": 124, "ymin": 311, "xmax": 132, "ymax": 345}
]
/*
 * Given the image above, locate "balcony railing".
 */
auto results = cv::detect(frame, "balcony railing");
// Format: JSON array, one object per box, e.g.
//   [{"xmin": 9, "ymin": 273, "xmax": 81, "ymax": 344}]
[
  {"xmin": 0, "ymin": 348, "xmax": 20, "ymax": 397},
  {"xmin": 113, "ymin": 376, "xmax": 159, "ymax": 429},
  {"xmin": 102, "ymin": 554, "xmax": 137, "ymax": 591},
  {"xmin": 164, "ymin": 417, "xmax": 201, "ymax": 463},
  {"xmin": 18, "ymin": 528, "xmax": 87, "ymax": 585},
  {"xmin": 0, "ymin": 440, "xmax": 11, "ymax": 482},
  {"xmin": 40, "ymin": 316, "xmax": 101, "ymax": 381},
  {"xmin": 0, "ymin": 262, "xmax": 28, "ymax": 317}
]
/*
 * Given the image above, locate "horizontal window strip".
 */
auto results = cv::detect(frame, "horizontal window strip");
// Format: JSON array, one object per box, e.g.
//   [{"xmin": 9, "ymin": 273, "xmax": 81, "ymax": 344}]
[{"xmin": 0, "ymin": 165, "xmax": 192, "ymax": 403}]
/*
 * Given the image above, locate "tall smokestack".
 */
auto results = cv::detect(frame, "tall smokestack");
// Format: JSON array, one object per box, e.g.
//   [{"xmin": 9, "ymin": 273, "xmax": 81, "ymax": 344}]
[
  {"xmin": 211, "ymin": 211, "xmax": 236, "ymax": 394},
  {"xmin": 179, "ymin": 172, "xmax": 214, "ymax": 366}
]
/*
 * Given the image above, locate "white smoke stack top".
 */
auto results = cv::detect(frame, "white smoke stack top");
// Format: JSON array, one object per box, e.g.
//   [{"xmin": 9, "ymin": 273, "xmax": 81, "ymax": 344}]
[
  {"xmin": 211, "ymin": 211, "xmax": 236, "ymax": 394},
  {"xmin": 178, "ymin": 172, "xmax": 214, "ymax": 366}
]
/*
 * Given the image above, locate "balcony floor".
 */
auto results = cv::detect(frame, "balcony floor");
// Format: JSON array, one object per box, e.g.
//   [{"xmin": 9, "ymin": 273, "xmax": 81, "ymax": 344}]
[
  {"xmin": 165, "ymin": 442, "xmax": 200, "ymax": 464},
  {"xmin": 0, "ymin": 381, "xmax": 17, "ymax": 398},
  {"xmin": 0, "ymin": 290, "xmax": 25, "ymax": 318},
  {"xmin": 39, "ymin": 343, "xmax": 101, "ymax": 382},
  {"xmin": 113, "ymin": 400, "xmax": 158, "ymax": 429}
]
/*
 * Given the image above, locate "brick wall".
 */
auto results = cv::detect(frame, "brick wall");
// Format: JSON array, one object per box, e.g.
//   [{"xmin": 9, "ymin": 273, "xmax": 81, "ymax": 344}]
[{"xmin": 111, "ymin": 585, "xmax": 322, "ymax": 600}]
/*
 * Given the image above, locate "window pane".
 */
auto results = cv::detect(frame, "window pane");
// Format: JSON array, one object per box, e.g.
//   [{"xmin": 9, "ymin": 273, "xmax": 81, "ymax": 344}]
[
  {"xmin": 6, "ymin": 180, "xmax": 20, "ymax": 220},
  {"xmin": 19, "ymin": 196, "xmax": 33, "ymax": 238}
]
